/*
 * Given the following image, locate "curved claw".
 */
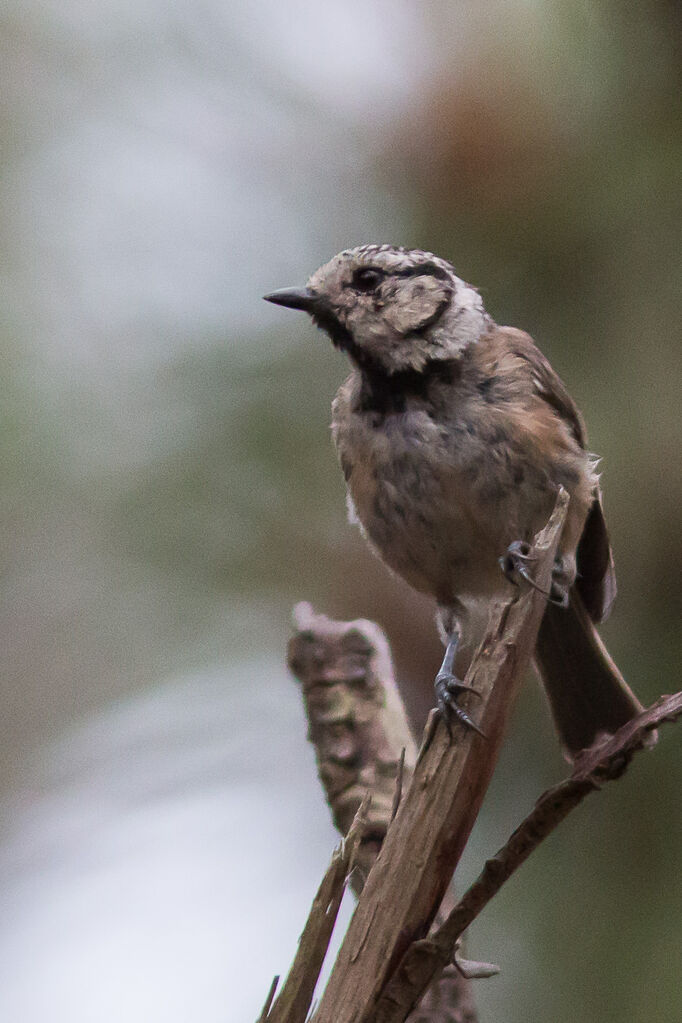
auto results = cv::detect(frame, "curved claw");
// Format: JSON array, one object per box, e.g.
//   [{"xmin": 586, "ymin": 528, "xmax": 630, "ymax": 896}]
[
  {"xmin": 516, "ymin": 563, "xmax": 553, "ymax": 599},
  {"xmin": 501, "ymin": 540, "xmax": 570, "ymax": 608},
  {"xmin": 506, "ymin": 540, "xmax": 535, "ymax": 562},
  {"xmin": 435, "ymin": 674, "xmax": 483, "ymax": 700},
  {"xmin": 549, "ymin": 556, "xmax": 572, "ymax": 608},
  {"xmin": 435, "ymin": 674, "xmax": 486, "ymax": 739}
]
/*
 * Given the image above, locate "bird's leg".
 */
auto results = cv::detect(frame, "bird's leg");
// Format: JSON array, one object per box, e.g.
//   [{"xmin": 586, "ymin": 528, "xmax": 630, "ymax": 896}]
[
  {"xmin": 435, "ymin": 631, "xmax": 485, "ymax": 738},
  {"xmin": 500, "ymin": 540, "xmax": 570, "ymax": 607}
]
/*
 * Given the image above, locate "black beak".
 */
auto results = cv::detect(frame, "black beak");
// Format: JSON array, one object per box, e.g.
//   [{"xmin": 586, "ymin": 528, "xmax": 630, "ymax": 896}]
[{"xmin": 263, "ymin": 286, "xmax": 317, "ymax": 312}]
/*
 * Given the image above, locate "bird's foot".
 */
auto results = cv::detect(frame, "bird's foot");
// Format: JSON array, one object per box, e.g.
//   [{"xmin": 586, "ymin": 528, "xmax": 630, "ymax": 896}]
[
  {"xmin": 548, "ymin": 557, "xmax": 572, "ymax": 609},
  {"xmin": 500, "ymin": 541, "xmax": 570, "ymax": 608},
  {"xmin": 435, "ymin": 672, "xmax": 485, "ymax": 739},
  {"xmin": 500, "ymin": 540, "xmax": 542, "ymax": 589}
]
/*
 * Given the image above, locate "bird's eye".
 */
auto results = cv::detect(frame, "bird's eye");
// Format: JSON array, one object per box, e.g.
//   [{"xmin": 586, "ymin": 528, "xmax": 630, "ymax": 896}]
[{"xmin": 352, "ymin": 267, "xmax": 384, "ymax": 292}]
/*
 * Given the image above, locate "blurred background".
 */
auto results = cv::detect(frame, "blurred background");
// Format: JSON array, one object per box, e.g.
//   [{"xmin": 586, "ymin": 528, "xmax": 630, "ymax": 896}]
[{"xmin": 0, "ymin": 1, "xmax": 680, "ymax": 1020}]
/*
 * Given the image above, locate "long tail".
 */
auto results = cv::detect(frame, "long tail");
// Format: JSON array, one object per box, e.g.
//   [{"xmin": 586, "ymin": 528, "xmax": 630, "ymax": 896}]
[{"xmin": 534, "ymin": 592, "xmax": 648, "ymax": 759}]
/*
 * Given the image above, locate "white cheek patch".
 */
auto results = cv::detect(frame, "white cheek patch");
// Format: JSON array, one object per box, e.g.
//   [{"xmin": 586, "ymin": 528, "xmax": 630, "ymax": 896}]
[
  {"xmin": 451, "ymin": 279, "xmax": 487, "ymax": 336},
  {"xmin": 425, "ymin": 277, "xmax": 489, "ymax": 356}
]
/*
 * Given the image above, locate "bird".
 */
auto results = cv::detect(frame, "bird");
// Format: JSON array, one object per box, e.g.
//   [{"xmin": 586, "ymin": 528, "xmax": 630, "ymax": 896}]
[{"xmin": 264, "ymin": 244, "xmax": 646, "ymax": 759}]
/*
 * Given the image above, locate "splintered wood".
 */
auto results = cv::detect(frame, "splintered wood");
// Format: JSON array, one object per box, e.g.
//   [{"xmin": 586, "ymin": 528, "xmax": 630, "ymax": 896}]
[{"xmin": 311, "ymin": 490, "xmax": 569, "ymax": 1023}]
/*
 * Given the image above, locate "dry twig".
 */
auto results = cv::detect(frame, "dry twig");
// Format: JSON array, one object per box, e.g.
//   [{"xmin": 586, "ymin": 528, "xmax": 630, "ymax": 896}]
[
  {"xmin": 262, "ymin": 488, "xmax": 678, "ymax": 1023},
  {"xmin": 371, "ymin": 690, "xmax": 682, "ymax": 1022},
  {"xmin": 264, "ymin": 795, "xmax": 370, "ymax": 1023}
]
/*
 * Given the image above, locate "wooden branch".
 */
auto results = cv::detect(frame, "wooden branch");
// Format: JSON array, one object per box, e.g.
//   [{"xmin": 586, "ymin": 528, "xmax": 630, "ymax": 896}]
[
  {"xmin": 287, "ymin": 604, "xmax": 478, "ymax": 1022},
  {"xmin": 257, "ymin": 976, "xmax": 280, "ymax": 1023},
  {"xmin": 264, "ymin": 795, "xmax": 370, "ymax": 1023},
  {"xmin": 371, "ymin": 690, "xmax": 682, "ymax": 1022},
  {"xmin": 267, "ymin": 487, "xmax": 677, "ymax": 1023},
  {"xmin": 310, "ymin": 491, "xmax": 569, "ymax": 1023},
  {"xmin": 287, "ymin": 605, "xmax": 417, "ymax": 887}
]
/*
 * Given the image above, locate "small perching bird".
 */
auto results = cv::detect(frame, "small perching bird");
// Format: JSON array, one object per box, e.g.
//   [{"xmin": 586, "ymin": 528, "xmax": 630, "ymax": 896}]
[{"xmin": 265, "ymin": 244, "xmax": 646, "ymax": 758}]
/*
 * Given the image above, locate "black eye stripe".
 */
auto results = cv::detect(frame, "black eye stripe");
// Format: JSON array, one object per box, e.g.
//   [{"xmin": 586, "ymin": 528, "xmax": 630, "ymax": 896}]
[
  {"xmin": 353, "ymin": 263, "xmax": 450, "ymax": 284},
  {"xmin": 392, "ymin": 262, "xmax": 451, "ymax": 282},
  {"xmin": 347, "ymin": 262, "xmax": 451, "ymax": 292}
]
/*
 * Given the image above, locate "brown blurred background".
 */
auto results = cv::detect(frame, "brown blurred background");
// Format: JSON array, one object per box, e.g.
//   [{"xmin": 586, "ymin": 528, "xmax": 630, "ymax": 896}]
[{"xmin": 0, "ymin": 2, "xmax": 680, "ymax": 1021}]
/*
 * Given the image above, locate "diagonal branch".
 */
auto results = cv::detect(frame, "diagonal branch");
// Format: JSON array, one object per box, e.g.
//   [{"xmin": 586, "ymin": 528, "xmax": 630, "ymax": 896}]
[
  {"xmin": 264, "ymin": 795, "xmax": 370, "ymax": 1023},
  {"xmin": 370, "ymin": 690, "xmax": 682, "ymax": 1022},
  {"xmin": 287, "ymin": 603, "xmax": 477, "ymax": 1022},
  {"xmin": 309, "ymin": 491, "xmax": 569, "ymax": 1023},
  {"xmin": 262, "ymin": 486, "xmax": 678, "ymax": 1023}
]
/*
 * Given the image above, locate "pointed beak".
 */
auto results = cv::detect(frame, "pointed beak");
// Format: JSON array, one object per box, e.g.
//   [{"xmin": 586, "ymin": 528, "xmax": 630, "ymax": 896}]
[{"xmin": 263, "ymin": 286, "xmax": 317, "ymax": 312}]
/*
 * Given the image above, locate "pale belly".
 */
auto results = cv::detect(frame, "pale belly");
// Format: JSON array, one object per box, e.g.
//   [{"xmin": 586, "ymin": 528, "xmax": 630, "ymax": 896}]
[
  {"xmin": 337, "ymin": 406, "xmax": 554, "ymax": 606},
  {"xmin": 349, "ymin": 481, "xmax": 500, "ymax": 604}
]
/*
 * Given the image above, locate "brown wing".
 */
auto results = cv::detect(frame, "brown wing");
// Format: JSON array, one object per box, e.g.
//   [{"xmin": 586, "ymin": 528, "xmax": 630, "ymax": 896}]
[
  {"xmin": 506, "ymin": 329, "xmax": 617, "ymax": 622},
  {"xmin": 575, "ymin": 492, "xmax": 617, "ymax": 621}
]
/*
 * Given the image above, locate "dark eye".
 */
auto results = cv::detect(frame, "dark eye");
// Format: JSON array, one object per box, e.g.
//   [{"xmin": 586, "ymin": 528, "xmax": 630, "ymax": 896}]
[{"xmin": 352, "ymin": 267, "xmax": 384, "ymax": 292}]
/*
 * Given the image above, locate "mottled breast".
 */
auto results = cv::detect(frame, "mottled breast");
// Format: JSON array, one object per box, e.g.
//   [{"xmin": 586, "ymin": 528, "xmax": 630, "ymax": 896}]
[
  {"xmin": 331, "ymin": 371, "xmax": 503, "ymax": 603},
  {"xmin": 329, "ymin": 348, "xmax": 595, "ymax": 606}
]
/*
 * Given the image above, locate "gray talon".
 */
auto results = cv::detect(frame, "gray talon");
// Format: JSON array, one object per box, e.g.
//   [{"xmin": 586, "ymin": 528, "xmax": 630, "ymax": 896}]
[
  {"xmin": 549, "ymin": 555, "xmax": 573, "ymax": 609},
  {"xmin": 435, "ymin": 673, "xmax": 486, "ymax": 738},
  {"xmin": 502, "ymin": 540, "xmax": 570, "ymax": 608}
]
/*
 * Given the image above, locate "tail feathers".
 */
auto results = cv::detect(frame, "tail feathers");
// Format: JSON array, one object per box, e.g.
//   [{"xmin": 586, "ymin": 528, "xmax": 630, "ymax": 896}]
[{"xmin": 535, "ymin": 593, "xmax": 649, "ymax": 759}]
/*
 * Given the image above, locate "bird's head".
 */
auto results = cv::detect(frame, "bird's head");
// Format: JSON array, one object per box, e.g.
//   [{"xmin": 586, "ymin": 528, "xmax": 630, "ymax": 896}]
[{"xmin": 264, "ymin": 245, "xmax": 490, "ymax": 374}]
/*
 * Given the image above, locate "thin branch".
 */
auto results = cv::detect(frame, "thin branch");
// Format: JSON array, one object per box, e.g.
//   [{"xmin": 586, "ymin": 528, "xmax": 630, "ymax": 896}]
[
  {"xmin": 257, "ymin": 977, "xmax": 280, "ymax": 1023},
  {"xmin": 264, "ymin": 795, "xmax": 370, "ymax": 1023},
  {"xmin": 370, "ymin": 691, "xmax": 682, "ymax": 1023}
]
